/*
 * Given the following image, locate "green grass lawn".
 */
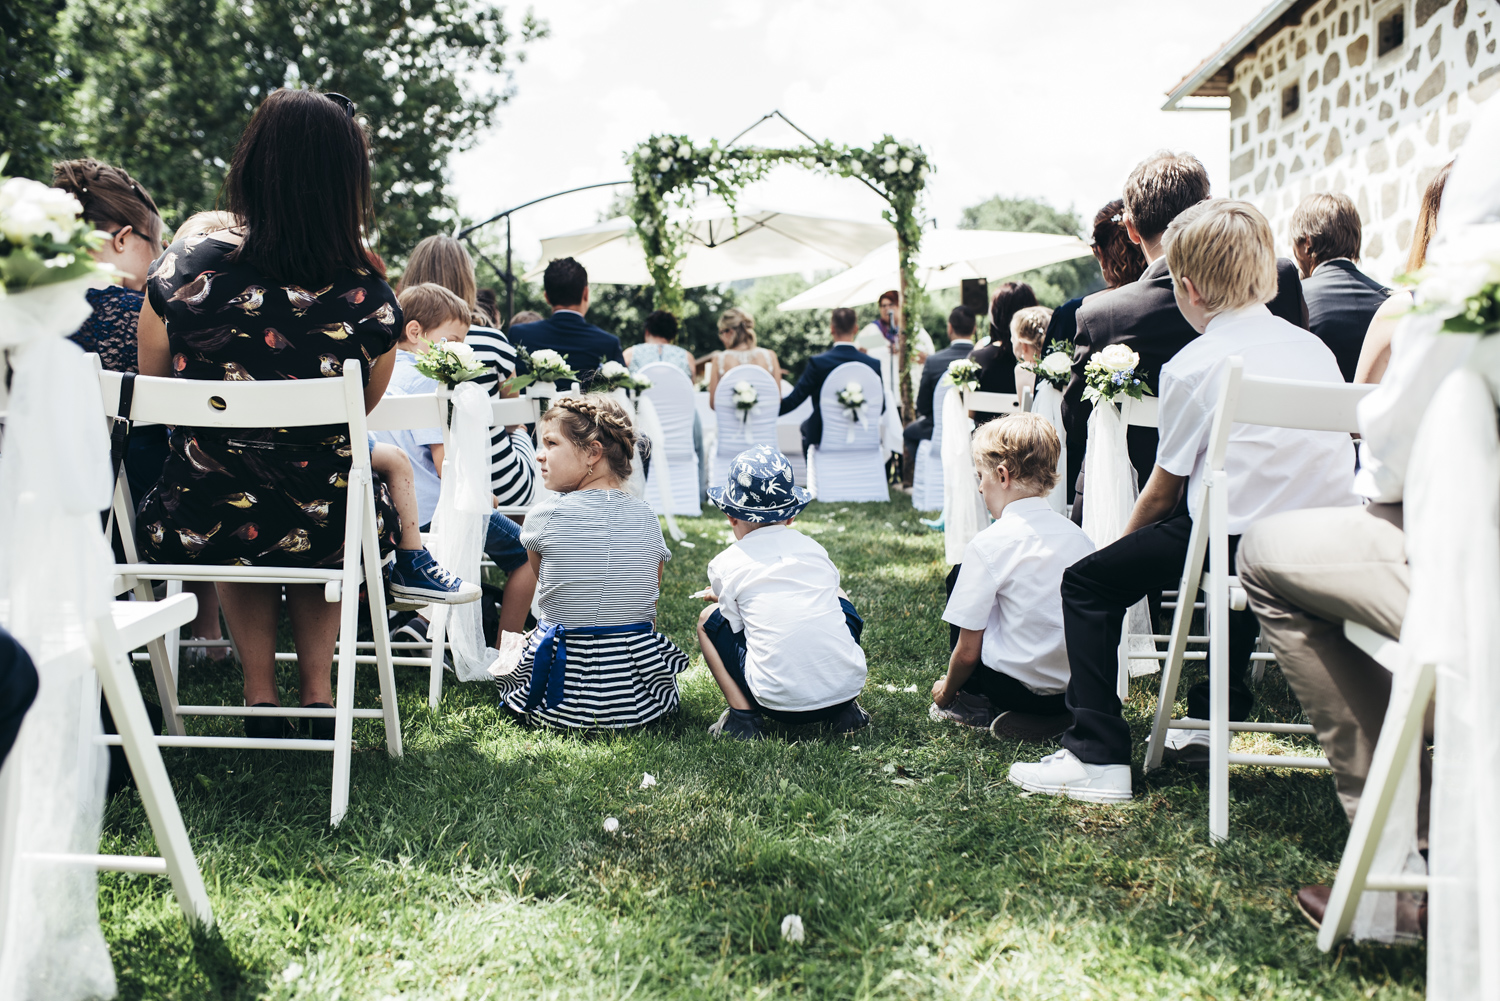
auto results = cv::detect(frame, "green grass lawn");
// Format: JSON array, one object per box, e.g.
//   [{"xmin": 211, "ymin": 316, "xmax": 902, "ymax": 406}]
[{"xmin": 102, "ymin": 496, "xmax": 1425, "ymax": 999}]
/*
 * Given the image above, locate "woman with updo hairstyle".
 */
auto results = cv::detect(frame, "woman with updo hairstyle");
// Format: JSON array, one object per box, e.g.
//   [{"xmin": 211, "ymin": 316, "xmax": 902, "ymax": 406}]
[
  {"xmin": 707, "ymin": 306, "xmax": 783, "ymax": 407},
  {"xmin": 493, "ymin": 393, "xmax": 690, "ymax": 728}
]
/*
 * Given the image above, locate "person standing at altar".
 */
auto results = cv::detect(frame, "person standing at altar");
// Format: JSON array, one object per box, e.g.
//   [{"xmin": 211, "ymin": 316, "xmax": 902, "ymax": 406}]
[
  {"xmin": 1292, "ymin": 193, "xmax": 1390, "ymax": 382},
  {"xmin": 1008, "ymin": 200, "xmax": 1354, "ymax": 802},
  {"xmin": 900, "ymin": 305, "xmax": 977, "ymax": 485},
  {"xmin": 508, "ymin": 257, "xmax": 624, "ymax": 388},
  {"xmin": 1061, "ymin": 151, "xmax": 1310, "ymax": 491},
  {"xmin": 779, "ymin": 308, "xmax": 882, "ymax": 456},
  {"xmin": 855, "ymin": 289, "xmax": 933, "ymax": 397}
]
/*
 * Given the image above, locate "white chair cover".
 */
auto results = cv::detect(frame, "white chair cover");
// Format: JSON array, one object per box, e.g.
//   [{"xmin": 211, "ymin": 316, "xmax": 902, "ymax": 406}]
[
  {"xmin": 1032, "ymin": 382, "xmax": 1068, "ymax": 515},
  {"xmin": 910, "ymin": 382, "xmax": 948, "ymax": 512},
  {"xmin": 0, "ymin": 276, "xmax": 119, "ymax": 1000},
  {"xmin": 808, "ymin": 362, "xmax": 888, "ymax": 503},
  {"xmin": 776, "ymin": 378, "xmax": 810, "ymax": 485},
  {"xmin": 941, "ymin": 387, "xmax": 988, "ymax": 564},
  {"xmin": 712, "ymin": 364, "xmax": 778, "ymax": 484},
  {"xmin": 640, "ymin": 364, "xmax": 700, "ymax": 516},
  {"xmin": 1081, "ymin": 397, "xmax": 1155, "ymax": 677}
]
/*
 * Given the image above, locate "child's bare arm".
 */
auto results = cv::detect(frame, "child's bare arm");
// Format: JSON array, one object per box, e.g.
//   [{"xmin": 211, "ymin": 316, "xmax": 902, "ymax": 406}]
[{"xmin": 932, "ymin": 628, "xmax": 983, "ymax": 708}]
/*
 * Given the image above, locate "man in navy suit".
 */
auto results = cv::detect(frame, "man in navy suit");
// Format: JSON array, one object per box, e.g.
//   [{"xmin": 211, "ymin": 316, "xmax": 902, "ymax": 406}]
[
  {"xmin": 1292, "ymin": 193, "xmax": 1390, "ymax": 381},
  {"xmin": 508, "ymin": 257, "xmax": 626, "ymax": 388},
  {"xmin": 779, "ymin": 308, "xmax": 883, "ymax": 455}
]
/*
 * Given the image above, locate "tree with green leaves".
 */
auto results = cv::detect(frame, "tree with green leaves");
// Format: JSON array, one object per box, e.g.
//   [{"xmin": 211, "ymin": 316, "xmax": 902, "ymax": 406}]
[
  {"xmin": 959, "ymin": 195, "xmax": 1103, "ymax": 307},
  {"xmin": 58, "ymin": 0, "xmax": 545, "ymax": 259},
  {"xmin": 1, "ymin": 0, "xmax": 78, "ymax": 182}
]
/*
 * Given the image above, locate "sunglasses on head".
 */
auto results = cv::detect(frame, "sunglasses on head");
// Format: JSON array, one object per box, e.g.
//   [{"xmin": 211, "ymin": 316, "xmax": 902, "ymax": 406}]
[{"xmin": 325, "ymin": 92, "xmax": 356, "ymax": 117}]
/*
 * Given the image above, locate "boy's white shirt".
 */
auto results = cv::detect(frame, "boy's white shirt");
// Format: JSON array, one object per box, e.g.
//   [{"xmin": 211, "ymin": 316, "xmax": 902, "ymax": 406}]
[
  {"xmin": 1156, "ymin": 304, "xmax": 1358, "ymax": 535},
  {"xmin": 707, "ymin": 524, "xmax": 867, "ymax": 712},
  {"xmin": 942, "ymin": 496, "xmax": 1095, "ymax": 694}
]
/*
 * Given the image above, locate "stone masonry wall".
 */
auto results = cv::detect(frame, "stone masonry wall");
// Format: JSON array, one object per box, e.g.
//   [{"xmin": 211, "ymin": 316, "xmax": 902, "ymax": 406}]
[{"xmin": 1226, "ymin": 0, "xmax": 1500, "ymax": 282}]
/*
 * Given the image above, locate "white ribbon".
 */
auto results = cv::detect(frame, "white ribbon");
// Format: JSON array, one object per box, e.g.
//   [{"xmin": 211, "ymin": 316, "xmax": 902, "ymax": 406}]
[
  {"xmin": 631, "ymin": 394, "xmax": 684, "ymax": 542},
  {"xmin": 739, "ymin": 404, "xmax": 756, "ymax": 444},
  {"xmin": 941, "ymin": 386, "xmax": 987, "ymax": 565},
  {"xmin": 1032, "ymin": 381, "xmax": 1068, "ymax": 516}
]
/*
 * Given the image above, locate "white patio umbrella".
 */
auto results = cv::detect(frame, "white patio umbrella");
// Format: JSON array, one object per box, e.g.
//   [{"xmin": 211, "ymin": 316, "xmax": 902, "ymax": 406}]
[
  {"xmin": 775, "ymin": 229, "xmax": 1094, "ymax": 311},
  {"xmin": 522, "ymin": 201, "xmax": 893, "ymax": 288}
]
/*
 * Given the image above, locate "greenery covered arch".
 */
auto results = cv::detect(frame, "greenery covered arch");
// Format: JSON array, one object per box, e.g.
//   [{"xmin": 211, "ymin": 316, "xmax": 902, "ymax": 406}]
[{"xmin": 626, "ymin": 131, "xmax": 930, "ymax": 415}]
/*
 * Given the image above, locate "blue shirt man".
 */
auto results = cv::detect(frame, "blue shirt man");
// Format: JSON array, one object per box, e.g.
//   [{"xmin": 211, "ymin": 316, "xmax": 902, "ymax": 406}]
[
  {"xmin": 508, "ymin": 256, "xmax": 625, "ymax": 388},
  {"xmin": 779, "ymin": 308, "xmax": 883, "ymax": 454}
]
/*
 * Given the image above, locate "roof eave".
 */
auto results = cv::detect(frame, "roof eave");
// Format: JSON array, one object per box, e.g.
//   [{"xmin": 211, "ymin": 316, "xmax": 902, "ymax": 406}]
[{"xmin": 1162, "ymin": 0, "xmax": 1303, "ymax": 111}]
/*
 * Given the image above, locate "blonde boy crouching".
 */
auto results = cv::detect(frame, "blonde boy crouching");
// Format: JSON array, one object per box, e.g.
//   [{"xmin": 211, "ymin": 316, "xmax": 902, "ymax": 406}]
[{"xmin": 930, "ymin": 414, "xmax": 1095, "ymax": 740}]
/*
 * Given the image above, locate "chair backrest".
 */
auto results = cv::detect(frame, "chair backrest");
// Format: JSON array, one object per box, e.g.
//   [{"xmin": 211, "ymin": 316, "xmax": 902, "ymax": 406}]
[
  {"xmin": 818, "ymin": 361, "xmax": 884, "ymax": 452},
  {"xmin": 713, "ymin": 364, "xmax": 779, "ymax": 452},
  {"xmin": 1205, "ymin": 357, "xmax": 1374, "ymax": 471},
  {"xmin": 931, "ymin": 381, "xmax": 951, "ymax": 443},
  {"xmin": 639, "ymin": 362, "xmax": 696, "ymax": 459},
  {"xmin": 366, "ymin": 392, "xmax": 444, "ymax": 434},
  {"xmin": 101, "ymin": 368, "xmax": 368, "ymax": 436},
  {"xmin": 961, "ymin": 390, "xmax": 1023, "ymax": 417},
  {"xmin": 1123, "ymin": 395, "xmax": 1159, "ymax": 428}
]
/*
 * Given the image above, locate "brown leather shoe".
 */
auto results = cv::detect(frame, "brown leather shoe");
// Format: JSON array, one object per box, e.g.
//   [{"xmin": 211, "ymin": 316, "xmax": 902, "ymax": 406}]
[
  {"xmin": 1295, "ymin": 884, "xmax": 1427, "ymax": 939},
  {"xmin": 1295, "ymin": 885, "xmax": 1330, "ymax": 929}
]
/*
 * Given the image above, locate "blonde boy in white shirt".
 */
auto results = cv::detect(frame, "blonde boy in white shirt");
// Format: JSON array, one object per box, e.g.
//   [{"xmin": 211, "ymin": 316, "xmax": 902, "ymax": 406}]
[{"xmin": 932, "ymin": 413, "xmax": 1095, "ymax": 741}]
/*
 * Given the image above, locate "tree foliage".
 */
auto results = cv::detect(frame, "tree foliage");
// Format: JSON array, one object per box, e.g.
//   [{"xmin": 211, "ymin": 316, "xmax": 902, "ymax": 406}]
[
  {"xmin": 959, "ymin": 195, "xmax": 1104, "ymax": 308},
  {"xmin": 1, "ymin": 0, "xmax": 78, "ymax": 181},
  {"xmin": 56, "ymin": 0, "xmax": 545, "ymax": 259}
]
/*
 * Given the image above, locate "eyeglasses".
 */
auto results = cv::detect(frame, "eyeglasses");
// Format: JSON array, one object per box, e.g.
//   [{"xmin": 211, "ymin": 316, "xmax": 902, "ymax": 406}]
[{"xmin": 325, "ymin": 92, "xmax": 356, "ymax": 117}]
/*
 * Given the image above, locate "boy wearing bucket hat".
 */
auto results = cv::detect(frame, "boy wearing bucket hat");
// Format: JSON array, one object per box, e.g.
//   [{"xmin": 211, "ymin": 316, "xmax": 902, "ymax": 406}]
[{"xmin": 697, "ymin": 445, "xmax": 870, "ymax": 739}]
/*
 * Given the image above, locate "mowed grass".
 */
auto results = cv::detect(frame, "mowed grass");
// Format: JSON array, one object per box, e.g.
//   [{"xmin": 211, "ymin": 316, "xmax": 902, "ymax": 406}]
[{"xmin": 100, "ymin": 496, "xmax": 1425, "ymax": 1000}]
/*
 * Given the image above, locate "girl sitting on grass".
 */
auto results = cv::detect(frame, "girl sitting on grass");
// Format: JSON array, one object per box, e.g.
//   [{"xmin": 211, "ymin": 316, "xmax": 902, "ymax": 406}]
[{"xmin": 493, "ymin": 394, "xmax": 689, "ymax": 728}]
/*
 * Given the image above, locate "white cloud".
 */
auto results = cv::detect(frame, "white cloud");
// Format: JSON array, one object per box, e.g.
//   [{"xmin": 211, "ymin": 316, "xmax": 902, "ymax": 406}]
[{"xmin": 450, "ymin": 0, "xmax": 1268, "ymax": 267}]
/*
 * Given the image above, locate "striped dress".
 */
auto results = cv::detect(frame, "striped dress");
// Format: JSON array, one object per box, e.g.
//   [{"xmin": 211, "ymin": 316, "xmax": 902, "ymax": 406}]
[
  {"xmin": 466, "ymin": 325, "xmax": 537, "ymax": 507},
  {"xmin": 495, "ymin": 488, "xmax": 688, "ymax": 728}
]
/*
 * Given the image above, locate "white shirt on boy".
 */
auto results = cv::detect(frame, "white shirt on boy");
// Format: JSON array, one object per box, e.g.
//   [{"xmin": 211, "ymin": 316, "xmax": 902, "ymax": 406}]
[
  {"xmin": 707, "ymin": 524, "xmax": 867, "ymax": 713},
  {"xmin": 1156, "ymin": 304, "xmax": 1358, "ymax": 536},
  {"xmin": 943, "ymin": 496, "xmax": 1095, "ymax": 695}
]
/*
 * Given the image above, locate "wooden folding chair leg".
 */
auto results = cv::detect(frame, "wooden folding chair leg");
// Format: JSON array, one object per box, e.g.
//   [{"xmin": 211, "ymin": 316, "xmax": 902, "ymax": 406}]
[{"xmin": 1318, "ymin": 628, "xmax": 1434, "ymax": 950}]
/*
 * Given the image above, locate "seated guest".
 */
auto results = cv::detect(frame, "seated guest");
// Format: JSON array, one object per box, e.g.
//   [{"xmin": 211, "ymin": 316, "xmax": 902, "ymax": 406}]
[
  {"xmin": 508, "ymin": 309, "xmax": 543, "ymax": 327},
  {"xmin": 508, "ymin": 257, "xmax": 625, "ymax": 387},
  {"xmin": 1062, "ymin": 151, "xmax": 1310, "ymax": 492},
  {"xmin": 901, "ymin": 305, "xmax": 977, "ymax": 484},
  {"xmin": 779, "ymin": 307, "xmax": 882, "ymax": 455},
  {"xmin": 1009, "ymin": 199, "xmax": 1356, "ymax": 802},
  {"xmin": 1009, "ymin": 305, "xmax": 1053, "ymax": 396},
  {"xmin": 494, "ymin": 395, "xmax": 690, "ymax": 728},
  {"xmin": 625, "ymin": 309, "xmax": 695, "ymax": 379},
  {"xmin": 0, "ymin": 625, "xmax": 37, "ymax": 767},
  {"xmin": 1292, "ymin": 193, "xmax": 1390, "ymax": 381},
  {"xmin": 475, "ymin": 287, "xmax": 500, "ymax": 326},
  {"xmin": 697, "ymin": 446, "xmax": 870, "ymax": 740},
  {"xmin": 855, "ymin": 289, "xmax": 934, "ymax": 398},
  {"xmin": 1354, "ymin": 162, "xmax": 1452, "ymax": 385},
  {"xmin": 968, "ymin": 282, "xmax": 1037, "ymax": 425},
  {"xmin": 707, "ymin": 308, "xmax": 783, "ymax": 405},
  {"xmin": 371, "ymin": 283, "xmax": 537, "ymax": 647},
  {"xmin": 930, "ymin": 414, "xmax": 1094, "ymax": 739}
]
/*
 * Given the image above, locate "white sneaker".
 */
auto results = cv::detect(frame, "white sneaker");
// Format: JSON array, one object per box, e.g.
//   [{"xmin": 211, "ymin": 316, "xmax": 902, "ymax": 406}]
[
  {"xmin": 1008, "ymin": 748, "xmax": 1132, "ymax": 803},
  {"xmin": 1163, "ymin": 720, "xmax": 1211, "ymax": 770}
]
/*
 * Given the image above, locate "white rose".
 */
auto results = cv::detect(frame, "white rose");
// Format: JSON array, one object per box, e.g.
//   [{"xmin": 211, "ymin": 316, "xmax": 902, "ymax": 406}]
[
  {"xmin": 600, "ymin": 360, "xmax": 629, "ymax": 379},
  {"xmin": 881, "ymin": 159, "xmax": 897, "ymax": 175},
  {"xmin": 1095, "ymin": 344, "xmax": 1139, "ymax": 372},
  {"xmin": 848, "ymin": 159, "xmax": 863, "ymax": 174},
  {"xmin": 1039, "ymin": 351, "xmax": 1072, "ymax": 376},
  {"xmin": 883, "ymin": 143, "xmax": 898, "ymax": 155},
  {"xmin": 531, "ymin": 348, "xmax": 566, "ymax": 368},
  {"xmin": 447, "ymin": 341, "xmax": 477, "ymax": 364},
  {"xmin": 658, "ymin": 157, "xmax": 674, "ymax": 172},
  {"xmin": 899, "ymin": 157, "xmax": 914, "ymax": 174},
  {"xmin": 657, "ymin": 136, "xmax": 674, "ymax": 152},
  {"xmin": 676, "ymin": 143, "xmax": 691, "ymax": 158},
  {"xmin": 632, "ymin": 373, "xmax": 652, "ymax": 389}
]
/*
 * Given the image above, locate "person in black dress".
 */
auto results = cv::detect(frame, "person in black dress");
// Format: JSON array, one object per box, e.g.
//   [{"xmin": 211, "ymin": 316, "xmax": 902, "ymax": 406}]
[
  {"xmin": 968, "ymin": 281, "xmax": 1037, "ymax": 424},
  {"xmin": 135, "ymin": 88, "xmax": 403, "ymax": 738}
]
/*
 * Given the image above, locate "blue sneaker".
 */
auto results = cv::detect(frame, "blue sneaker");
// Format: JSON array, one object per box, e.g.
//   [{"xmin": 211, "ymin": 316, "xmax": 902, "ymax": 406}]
[{"xmin": 387, "ymin": 549, "xmax": 481, "ymax": 605}]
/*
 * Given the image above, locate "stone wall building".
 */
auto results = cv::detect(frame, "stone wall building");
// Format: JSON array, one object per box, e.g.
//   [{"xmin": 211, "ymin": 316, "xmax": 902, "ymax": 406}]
[{"xmin": 1165, "ymin": 0, "xmax": 1500, "ymax": 282}]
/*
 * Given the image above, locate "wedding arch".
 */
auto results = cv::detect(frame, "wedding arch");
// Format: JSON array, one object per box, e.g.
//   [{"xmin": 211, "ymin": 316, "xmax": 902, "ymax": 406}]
[{"xmin": 625, "ymin": 113, "xmax": 931, "ymax": 415}]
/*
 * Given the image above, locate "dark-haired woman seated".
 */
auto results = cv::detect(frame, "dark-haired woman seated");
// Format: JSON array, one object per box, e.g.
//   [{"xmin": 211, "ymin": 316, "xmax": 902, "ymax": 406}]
[{"xmin": 135, "ymin": 88, "xmax": 403, "ymax": 738}]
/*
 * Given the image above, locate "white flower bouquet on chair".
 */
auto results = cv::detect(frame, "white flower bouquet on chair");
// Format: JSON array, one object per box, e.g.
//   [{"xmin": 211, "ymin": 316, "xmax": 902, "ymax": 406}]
[
  {"xmin": 836, "ymin": 380, "xmax": 867, "ymax": 443},
  {"xmin": 590, "ymin": 360, "xmax": 652, "ymax": 394},
  {"xmin": 1021, "ymin": 341, "xmax": 1074, "ymax": 515},
  {"xmin": 732, "ymin": 380, "xmax": 758, "ymax": 444},
  {"xmin": 506, "ymin": 347, "xmax": 578, "ymax": 393},
  {"xmin": 413, "ymin": 339, "xmax": 486, "ymax": 387}
]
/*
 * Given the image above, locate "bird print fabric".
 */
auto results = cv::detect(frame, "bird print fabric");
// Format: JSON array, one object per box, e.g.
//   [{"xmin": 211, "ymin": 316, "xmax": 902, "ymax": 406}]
[{"xmin": 136, "ymin": 234, "xmax": 402, "ymax": 567}]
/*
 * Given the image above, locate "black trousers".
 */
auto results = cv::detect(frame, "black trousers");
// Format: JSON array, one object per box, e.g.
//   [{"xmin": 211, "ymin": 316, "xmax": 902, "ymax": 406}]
[
  {"xmin": 943, "ymin": 565, "xmax": 1066, "ymax": 715},
  {"xmin": 1059, "ymin": 513, "xmax": 1258, "ymax": 766}
]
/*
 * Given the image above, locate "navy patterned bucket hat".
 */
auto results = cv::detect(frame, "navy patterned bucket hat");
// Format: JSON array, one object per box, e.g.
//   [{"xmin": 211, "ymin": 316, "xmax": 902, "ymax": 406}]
[{"xmin": 706, "ymin": 445, "xmax": 813, "ymax": 523}]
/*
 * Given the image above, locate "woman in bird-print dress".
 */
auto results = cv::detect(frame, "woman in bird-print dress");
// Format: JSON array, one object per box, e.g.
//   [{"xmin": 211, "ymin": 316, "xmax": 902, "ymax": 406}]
[{"xmin": 134, "ymin": 88, "xmax": 402, "ymax": 738}]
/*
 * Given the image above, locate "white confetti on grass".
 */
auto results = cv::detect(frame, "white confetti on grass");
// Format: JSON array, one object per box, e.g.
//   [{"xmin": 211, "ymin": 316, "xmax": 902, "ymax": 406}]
[
  {"xmin": 603, "ymin": 817, "xmax": 620, "ymax": 833},
  {"xmin": 780, "ymin": 914, "xmax": 805, "ymax": 943},
  {"xmin": 281, "ymin": 962, "xmax": 305, "ymax": 983},
  {"xmin": 640, "ymin": 773, "xmax": 657, "ymax": 789}
]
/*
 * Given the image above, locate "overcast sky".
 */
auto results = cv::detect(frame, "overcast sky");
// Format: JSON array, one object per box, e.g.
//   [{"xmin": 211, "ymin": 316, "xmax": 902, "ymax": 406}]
[{"xmin": 449, "ymin": 0, "xmax": 1270, "ymax": 266}]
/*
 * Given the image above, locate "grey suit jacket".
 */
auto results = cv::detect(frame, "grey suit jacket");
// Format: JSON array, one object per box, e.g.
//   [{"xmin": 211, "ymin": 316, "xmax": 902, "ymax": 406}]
[{"xmin": 1301, "ymin": 259, "xmax": 1390, "ymax": 381}]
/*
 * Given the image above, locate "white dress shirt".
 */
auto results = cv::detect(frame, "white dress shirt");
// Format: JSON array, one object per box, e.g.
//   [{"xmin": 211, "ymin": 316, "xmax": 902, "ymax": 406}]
[
  {"xmin": 707, "ymin": 525, "xmax": 867, "ymax": 712},
  {"xmin": 1156, "ymin": 305, "xmax": 1358, "ymax": 535},
  {"xmin": 942, "ymin": 496, "xmax": 1096, "ymax": 694}
]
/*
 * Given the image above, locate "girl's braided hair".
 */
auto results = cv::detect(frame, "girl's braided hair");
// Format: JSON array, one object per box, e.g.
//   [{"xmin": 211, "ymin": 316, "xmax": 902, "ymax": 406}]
[{"xmin": 543, "ymin": 393, "xmax": 650, "ymax": 481}]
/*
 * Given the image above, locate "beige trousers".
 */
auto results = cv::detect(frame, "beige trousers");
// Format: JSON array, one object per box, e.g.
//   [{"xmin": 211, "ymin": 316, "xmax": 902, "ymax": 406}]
[{"xmin": 1237, "ymin": 503, "xmax": 1427, "ymax": 835}]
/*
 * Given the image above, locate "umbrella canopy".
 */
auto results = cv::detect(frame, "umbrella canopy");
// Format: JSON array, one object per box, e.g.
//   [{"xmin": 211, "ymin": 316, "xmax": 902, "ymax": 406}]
[
  {"xmin": 776, "ymin": 229, "xmax": 1094, "ymax": 311},
  {"xmin": 522, "ymin": 201, "xmax": 893, "ymax": 288}
]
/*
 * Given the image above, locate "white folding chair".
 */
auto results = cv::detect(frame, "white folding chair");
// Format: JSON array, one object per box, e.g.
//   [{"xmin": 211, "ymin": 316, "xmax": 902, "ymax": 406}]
[
  {"xmin": 910, "ymin": 382, "xmax": 950, "ymax": 513},
  {"xmin": 712, "ymin": 365, "xmax": 779, "ymax": 484},
  {"xmin": 0, "ymin": 594, "xmax": 214, "ymax": 936},
  {"xmin": 100, "ymin": 367, "xmax": 400, "ymax": 827},
  {"xmin": 1313, "ymin": 621, "xmax": 1432, "ymax": 949},
  {"xmin": 807, "ymin": 361, "xmax": 888, "ymax": 503},
  {"xmin": 639, "ymin": 364, "xmax": 701, "ymax": 516},
  {"xmin": 1143, "ymin": 360, "xmax": 1375, "ymax": 840},
  {"xmin": 960, "ymin": 389, "xmax": 1028, "ymax": 419}
]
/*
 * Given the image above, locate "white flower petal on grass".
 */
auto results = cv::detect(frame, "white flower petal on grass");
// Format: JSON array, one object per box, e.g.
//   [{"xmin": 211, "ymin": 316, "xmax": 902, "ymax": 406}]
[
  {"xmin": 902, "ymin": 684, "xmax": 919, "ymax": 693},
  {"xmin": 640, "ymin": 773, "xmax": 657, "ymax": 789},
  {"xmin": 281, "ymin": 962, "xmax": 305, "ymax": 983},
  {"xmin": 603, "ymin": 817, "xmax": 620, "ymax": 833},
  {"xmin": 780, "ymin": 914, "xmax": 805, "ymax": 943}
]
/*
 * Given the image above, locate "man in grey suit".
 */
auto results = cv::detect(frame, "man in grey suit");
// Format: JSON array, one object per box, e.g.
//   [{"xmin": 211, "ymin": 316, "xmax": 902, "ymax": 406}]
[{"xmin": 1292, "ymin": 193, "xmax": 1390, "ymax": 381}]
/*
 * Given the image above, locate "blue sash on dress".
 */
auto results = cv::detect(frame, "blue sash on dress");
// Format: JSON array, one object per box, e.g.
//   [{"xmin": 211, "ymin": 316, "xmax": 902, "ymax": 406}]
[{"xmin": 523, "ymin": 621, "xmax": 656, "ymax": 710}]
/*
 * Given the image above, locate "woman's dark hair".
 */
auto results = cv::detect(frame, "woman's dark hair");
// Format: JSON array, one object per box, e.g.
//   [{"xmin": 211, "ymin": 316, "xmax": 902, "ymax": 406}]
[
  {"xmin": 52, "ymin": 158, "xmax": 163, "ymax": 246},
  {"xmin": 644, "ymin": 309, "xmax": 678, "ymax": 341},
  {"xmin": 224, "ymin": 88, "xmax": 374, "ymax": 286},
  {"xmin": 988, "ymin": 282, "xmax": 1037, "ymax": 347},
  {"xmin": 1091, "ymin": 198, "xmax": 1148, "ymax": 288}
]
